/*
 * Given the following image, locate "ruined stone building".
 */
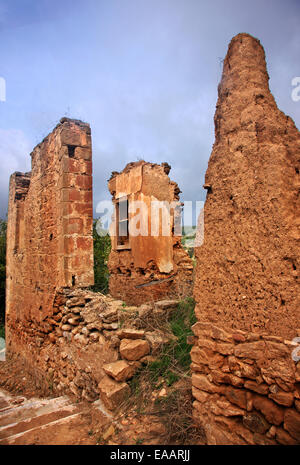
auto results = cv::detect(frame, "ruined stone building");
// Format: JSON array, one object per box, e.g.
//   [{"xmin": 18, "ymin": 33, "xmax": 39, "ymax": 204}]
[
  {"xmin": 192, "ymin": 33, "xmax": 300, "ymax": 445},
  {"xmin": 4, "ymin": 32, "xmax": 300, "ymax": 446},
  {"xmin": 108, "ymin": 161, "xmax": 193, "ymax": 305},
  {"xmin": 4, "ymin": 118, "xmax": 191, "ymax": 409},
  {"xmin": 6, "ymin": 118, "xmax": 94, "ymax": 359}
]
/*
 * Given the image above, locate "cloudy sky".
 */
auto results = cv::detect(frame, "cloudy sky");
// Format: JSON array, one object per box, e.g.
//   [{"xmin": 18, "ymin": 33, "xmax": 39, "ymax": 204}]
[{"xmin": 0, "ymin": 0, "xmax": 299, "ymax": 220}]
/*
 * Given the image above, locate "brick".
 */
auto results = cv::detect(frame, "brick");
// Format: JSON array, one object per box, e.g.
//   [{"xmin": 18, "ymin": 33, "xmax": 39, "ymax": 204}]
[
  {"xmin": 76, "ymin": 237, "xmax": 93, "ymax": 252},
  {"xmin": 244, "ymin": 380, "xmax": 269, "ymax": 395},
  {"xmin": 60, "ymin": 128, "xmax": 81, "ymax": 146},
  {"xmin": 75, "ymin": 175, "xmax": 92, "ymax": 190},
  {"xmin": 276, "ymin": 427, "xmax": 298, "ymax": 445},
  {"xmin": 64, "ymin": 236, "xmax": 76, "ymax": 254},
  {"xmin": 107, "ymin": 162, "xmax": 193, "ymax": 305},
  {"xmin": 73, "ymin": 203, "xmax": 93, "ymax": 217},
  {"xmin": 63, "ymin": 218, "xmax": 84, "ymax": 235}
]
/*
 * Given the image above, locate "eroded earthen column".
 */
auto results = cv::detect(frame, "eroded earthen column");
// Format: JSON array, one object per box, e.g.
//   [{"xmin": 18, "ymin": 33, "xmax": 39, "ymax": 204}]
[{"xmin": 192, "ymin": 33, "xmax": 300, "ymax": 445}]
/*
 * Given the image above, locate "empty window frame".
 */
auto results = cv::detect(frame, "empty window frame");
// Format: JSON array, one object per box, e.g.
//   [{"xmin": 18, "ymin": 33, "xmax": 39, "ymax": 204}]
[{"xmin": 116, "ymin": 196, "xmax": 130, "ymax": 248}]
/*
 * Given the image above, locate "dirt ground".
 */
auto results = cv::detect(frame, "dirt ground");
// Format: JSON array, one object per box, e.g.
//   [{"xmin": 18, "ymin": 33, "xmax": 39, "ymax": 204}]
[{"xmin": 0, "ymin": 356, "xmax": 206, "ymax": 446}]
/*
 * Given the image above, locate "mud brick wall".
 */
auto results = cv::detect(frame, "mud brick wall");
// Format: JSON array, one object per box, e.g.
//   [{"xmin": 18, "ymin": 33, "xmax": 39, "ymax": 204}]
[
  {"xmin": 108, "ymin": 161, "xmax": 194, "ymax": 305},
  {"xmin": 192, "ymin": 34, "xmax": 300, "ymax": 444},
  {"xmin": 6, "ymin": 118, "xmax": 94, "ymax": 361}
]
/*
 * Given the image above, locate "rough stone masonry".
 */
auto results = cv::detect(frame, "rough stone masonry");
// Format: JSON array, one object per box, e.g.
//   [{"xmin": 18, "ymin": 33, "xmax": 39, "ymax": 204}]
[
  {"xmin": 4, "ymin": 119, "xmax": 186, "ymax": 407},
  {"xmin": 192, "ymin": 33, "xmax": 300, "ymax": 445},
  {"xmin": 6, "ymin": 118, "xmax": 94, "ymax": 367}
]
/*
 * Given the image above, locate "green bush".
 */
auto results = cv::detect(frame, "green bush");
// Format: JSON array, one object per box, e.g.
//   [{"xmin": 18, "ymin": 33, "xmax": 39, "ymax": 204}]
[
  {"xmin": 92, "ymin": 220, "xmax": 111, "ymax": 294},
  {"xmin": 0, "ymin": 324, "xmax": 4, "ymax": 339},
  {"xmin": 119, "ymin": 298, "xmax": 205, "ymax": 444}
]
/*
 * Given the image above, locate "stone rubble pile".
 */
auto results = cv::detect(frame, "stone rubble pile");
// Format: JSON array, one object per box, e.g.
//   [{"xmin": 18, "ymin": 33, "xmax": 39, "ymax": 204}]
[{"xmin": 38, "ymin": 288, "xmax": 179, "ymax": 409}]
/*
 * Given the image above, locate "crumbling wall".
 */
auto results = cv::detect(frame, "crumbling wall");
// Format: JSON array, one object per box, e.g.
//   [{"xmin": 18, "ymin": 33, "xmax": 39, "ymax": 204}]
[
  {"xmin": 5, "ymin": 120, "xmax": 182, "ymax": 409},
  {"xmin": 6, "ymin": 118, "xmax": 94, "ymax": 362},
  {"xmin": 192, "ymin": 33, "xmax": 300, "ymax": 444},
  {"xmin": 46, "ymin": 292, "xmax": 179, "ymax": 407},
  {"xmin": 6, "ymin": 286, "xmax": 180, "ymax": 407},
  {"xmin": 108, "ymin": 161, "xmax": 193, "ymax": 305}
]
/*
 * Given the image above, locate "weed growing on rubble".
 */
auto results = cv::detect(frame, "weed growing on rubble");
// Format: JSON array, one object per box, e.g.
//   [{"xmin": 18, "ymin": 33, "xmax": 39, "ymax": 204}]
[
  {"xmin": 168, "ymin": 297, "xmax": 197, "ymax": 369},
  {"xmin": 128, "ymin": 297, "xmax": 196, "ymax": 394},
  {"xmin": 117, "ymin": 297, "xmax": 206, "ymax": 444},
  {"xmin": 152, "ymin": 386, "xmax": 205, "ymax": 444}
]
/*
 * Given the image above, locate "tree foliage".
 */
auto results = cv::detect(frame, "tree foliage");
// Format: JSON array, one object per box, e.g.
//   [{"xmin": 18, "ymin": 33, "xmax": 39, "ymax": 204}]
[{"xmin": 92, "ymin": 220, "xmax": 111, "ymax": 294}]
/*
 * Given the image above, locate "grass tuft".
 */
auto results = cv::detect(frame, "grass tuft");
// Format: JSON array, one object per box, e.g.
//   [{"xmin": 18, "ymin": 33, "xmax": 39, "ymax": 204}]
[{"xmin": 115, "ymin": 297, "xmax": 206, "ymax": 444}]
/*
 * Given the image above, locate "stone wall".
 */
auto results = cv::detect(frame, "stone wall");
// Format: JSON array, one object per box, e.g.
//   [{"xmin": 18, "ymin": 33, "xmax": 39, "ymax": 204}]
[
  {"xmin": 192, "ymin": 33, "xmax": 300, "ymax": 444},
  {"xmin": 7, "ymin": 286, "xmax": 179, "ymax": 409},
  {"xmin": 5, "ymin": 126, "xmax": 180, "ymax": 410},
  {"xmin": 191, "ymin": 322, "xmax": 300, "ymax": 444},
  {"xmin": 108, "ymin": 161, "xmax": 194, "ymax": 305},
  {"xmin": 6, "ymin": 118, "xmax": 94, "ymax": 361}
]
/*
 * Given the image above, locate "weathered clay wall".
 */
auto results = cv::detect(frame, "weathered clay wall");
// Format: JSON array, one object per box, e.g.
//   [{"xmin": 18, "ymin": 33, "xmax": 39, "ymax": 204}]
[
  {"xmin": 192, "ymin": 33, "xmax": 300, "ymax": 444},
  {"xmin": 6, "ymin": 118, "xmax": 94, "ymax": 360},
  {"xmin": 108, "ymin": 161, "xmax": 194, "ymax": 304}
]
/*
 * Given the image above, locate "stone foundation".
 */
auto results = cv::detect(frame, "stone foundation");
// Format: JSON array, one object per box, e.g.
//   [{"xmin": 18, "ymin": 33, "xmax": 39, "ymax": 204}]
[
  {"xmin": 6, "ymin": 288, "xmax": 179, "ymax": 408},
  {"xmin": 191, "ymin": 322, "xmax": 300, "ymax": 444},
  {"xmin": 192, "ymin": 33, "xmax": 300, "ymax": 444}
]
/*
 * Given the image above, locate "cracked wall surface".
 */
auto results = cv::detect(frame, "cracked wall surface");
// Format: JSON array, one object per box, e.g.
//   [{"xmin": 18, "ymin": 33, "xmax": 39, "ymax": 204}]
[
  {"xmin": 108, "ymin": 161, "xmax": 194, "ymax": 305},
  {"xmin": 192, "ymin": 33, "xmax": 300, "ymax": 445}
]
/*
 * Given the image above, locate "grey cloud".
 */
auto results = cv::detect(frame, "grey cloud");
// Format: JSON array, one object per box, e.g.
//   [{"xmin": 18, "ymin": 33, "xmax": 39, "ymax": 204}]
[{"xmin": 0, "ymin": 0, "xmax": 299, "ymax": 220}]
